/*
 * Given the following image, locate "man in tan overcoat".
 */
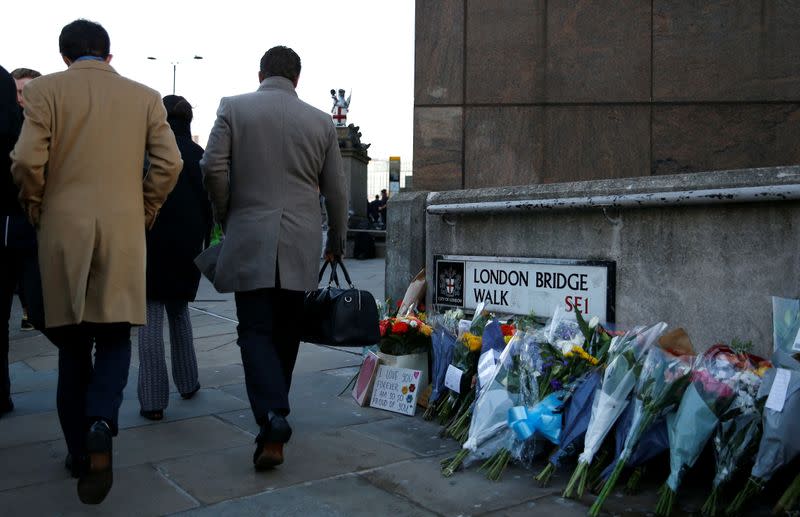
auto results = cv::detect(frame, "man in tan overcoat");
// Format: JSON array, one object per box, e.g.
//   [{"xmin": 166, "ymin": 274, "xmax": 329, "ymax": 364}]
[
  {"xmin": 10, "ymin": 19, "xmax": 181, "ymax": 505},
  {"xmin": 197, "ymin": 45, "xmax": 347, "ymax": 471}
]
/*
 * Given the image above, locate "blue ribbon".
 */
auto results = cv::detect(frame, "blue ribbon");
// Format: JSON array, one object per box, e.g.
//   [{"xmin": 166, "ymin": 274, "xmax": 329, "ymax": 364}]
[{"xmin": 508, "ymin": 391, "xmax": 565, "ymax": 445}]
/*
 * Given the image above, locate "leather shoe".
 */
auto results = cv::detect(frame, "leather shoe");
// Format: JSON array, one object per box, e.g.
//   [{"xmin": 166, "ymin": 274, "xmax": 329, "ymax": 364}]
[
  {"xmin": 65, "ymin": 453, "xmax": 87, "ymax": 479},
  {"xmin": 139, "ymin": 408, "xmax": 164, "ymax": 421},
  {"xmin": 181, "ymin": 385, "xmax": 201, "ymax": 400},
  {"xmin": 0, "ymin": 398, "xmax": 13, "ymax": 417},
  {"xmin": 77, "ymin": 420, "xmax": 113, "ymax": 504},
  {"xmin": 253, "ymin": 412, "xmax": 292, "ymax": 470}
]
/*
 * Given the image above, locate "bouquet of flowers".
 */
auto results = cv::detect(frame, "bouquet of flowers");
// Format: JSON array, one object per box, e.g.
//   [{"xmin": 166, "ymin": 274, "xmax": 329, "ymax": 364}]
[
  {"xmin": 726, "ymin": 349, "xmax": 800, "ymax": 515},
  {"xmin": 378, "ymin": 314, "xmax": 433, "ymax": 356},
  {"xmin": 441, "ymin": 330, "xmax": 537, "ymax": 478},
  {"xmin": 727, "ymin": 298, "xmax": 800, "ymax": 515},
  {"xmin": 589, "ymin": 344, "xmax": 695, "ymax": 516},
  {"xmin": 654, "ymin": 345, "xmax": 744, "ymax": 516},
  {"xmin": 424, "ymin": 309, "xmax": 463, "ymax": 419},
  {"xmin": 699, "ymin": 351, "xmax": 770, "ymax": 516},
  {"xmin": 562, "ymin": 322, "xmax": 667, "ymax": 498}
]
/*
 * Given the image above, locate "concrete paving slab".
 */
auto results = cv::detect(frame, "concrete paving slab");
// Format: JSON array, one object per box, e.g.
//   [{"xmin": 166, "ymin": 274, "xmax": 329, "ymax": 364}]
[
  {"xmin": 159, "ymin": 428, "xmax": 418, "ymax": 506},
  {"xmin": 348, "ymin": 417, "xmax": 460, "ymax": 457},
  {"xmin": 9, "ymin": 364, "xmax": 57, "ymax": 394},
  {"xmin": 172, "ymin": 473, "xmax": 434, "ymax": 517},
  {"xmin": 3, "ymin": 388, "xmax": 56, "ymax": 417},
  {"xmin": 195, "ymin": 363, "xmax": 246, "ymax": 388},
  {"xmin": 117, "ymin": 387, "xmax": 250, "ymax": 430},
  {"xmin": 0, "ymin": 410, "xmax": 62, "ymax": 448},
  {"xmin": 7, "ymin": 333, "xmax": 51, "ymax": 364},
  {"xmin": 114, "ymin": 416, "xmax": 253, "ymax": 468},
  {"xmin": 293, "ymin": 343, "xmax": 362, "ymax": 374},
  {"xmin": 360, "ymin": 456, "xmax": 556, "ymax": 516},
  {"xmin": 0, "ymin": 464, "xmax": 198, "ymax": 516},
  {"xmin": 22, "ymin": 353, "xmax": 58, "ymax": 372},
  {"xmin": 0, "ymin": 439, "xmax": 68, "ymax": 491}
]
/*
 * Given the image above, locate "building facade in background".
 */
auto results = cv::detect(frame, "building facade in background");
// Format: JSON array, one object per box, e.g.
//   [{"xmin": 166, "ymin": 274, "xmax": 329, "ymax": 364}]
[{"xmin": 413, "ymin": 1, "xmax": 800, "ymax": 191}]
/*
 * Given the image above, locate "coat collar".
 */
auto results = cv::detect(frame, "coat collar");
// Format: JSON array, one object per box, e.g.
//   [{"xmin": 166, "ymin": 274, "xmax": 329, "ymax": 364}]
[
  {"xmin": 68, "ymin": 60, "xmax": 118, "ymax": 75},
  {"xmin": 256, "ymin": 76, "xmax": 297, "ymax": 96}
]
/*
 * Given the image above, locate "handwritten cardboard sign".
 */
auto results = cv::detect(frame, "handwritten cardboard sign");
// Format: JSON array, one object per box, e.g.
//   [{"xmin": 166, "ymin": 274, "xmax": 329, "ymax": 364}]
[
  {"xmin": 352, "ymin": 352, "xmax": 380, "ymax": 406},
  {"xmin": 369, "ymin": 365, "xmax": 421, "ymax": 416}
]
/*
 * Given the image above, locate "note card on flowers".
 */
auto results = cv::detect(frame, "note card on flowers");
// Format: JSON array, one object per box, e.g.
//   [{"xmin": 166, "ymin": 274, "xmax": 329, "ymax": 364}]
[{"xmin": 370, "ymin": 365, "xmax": 421, "ymax": 416}]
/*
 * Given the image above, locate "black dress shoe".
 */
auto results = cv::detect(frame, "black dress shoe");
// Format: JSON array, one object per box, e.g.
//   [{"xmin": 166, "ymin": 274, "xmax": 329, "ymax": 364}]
[
  {"xmin": 139, "ymin": 408, "xmax": 164, "ymax": 421},
  {"xmin": 253, "ymin": 412, "xmax": 292, "ymax": 470},
  {"xmin": 65, "ymin": 453, "xmax": 87, "ymax": 479},
  {"xmin": 0, "ymin": 398, "xmax": 14, "ymax": 417},
  {"xmin": 180, "ymin": 385, "xmax": 201, "ymax": 400},
  {"xmin": 77, "ymin": 421, "xmax": 113, "ymax": 504}
]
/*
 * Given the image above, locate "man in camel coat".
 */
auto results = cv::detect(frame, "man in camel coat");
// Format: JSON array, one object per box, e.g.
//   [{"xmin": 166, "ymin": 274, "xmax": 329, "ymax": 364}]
[{"xmin": 10, "ymin": 19, "xmax": 181, "ymax": 505}]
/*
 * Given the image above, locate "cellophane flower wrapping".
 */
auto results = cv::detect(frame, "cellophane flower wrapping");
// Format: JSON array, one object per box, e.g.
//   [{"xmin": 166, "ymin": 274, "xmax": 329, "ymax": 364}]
[
  {"xmin": 590, "ymin": 346, "xmax": 694, "ymax": 516},
  {"xmin": 579, "ymin": 323, "xmax": 666, "ymax": 466},
  {"xmin": 664, "ymin": 345, "xmax": 741, "ymax": 492},
  {"xmin": 461, "ymin": 331, "xmax": 538, "ymax": 464},
  {"xmin": 599, "ymin": 401, "xmax": 669, "ymax": 480},
  {"xmin": 749, "ymin": 349, "xmax": 800, "ymax": 483},
  {"xmin": 709, "ymin": 353, "xmax": 770, "ymax": 490},
  {"xmin": 772, "ymin": 296, "xmax": 800, "ymax": 354}
]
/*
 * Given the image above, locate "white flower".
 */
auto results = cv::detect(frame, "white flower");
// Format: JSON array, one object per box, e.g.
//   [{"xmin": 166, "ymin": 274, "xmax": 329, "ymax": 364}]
[{"xmin": 589, "ymin": 316, "xmax": 600, "ymax": 329}]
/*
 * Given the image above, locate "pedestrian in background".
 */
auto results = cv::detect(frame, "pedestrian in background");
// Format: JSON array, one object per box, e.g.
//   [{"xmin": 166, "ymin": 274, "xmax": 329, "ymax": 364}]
[
  {"xmin": 0, "ymin": 64, "xmax": 30, "ymax": 418},
  {"xmin": 11, "ymin": 19, "xmax": 182, "ymax": 504},
  {"xmin": 138, "ymin": 95, "xmax": 212, "ymax": 421},
  {"xmin": 197, "ymin": 45, "xmax": 347, "ymax": 471}
]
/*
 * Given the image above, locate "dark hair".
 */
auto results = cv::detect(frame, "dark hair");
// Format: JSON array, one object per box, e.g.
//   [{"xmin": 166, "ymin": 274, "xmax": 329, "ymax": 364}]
[
  {"xmin": 59, "ymin": 19, "xmax": 110, "ymax": 61},
  {"xmin": 162, "ymin": 95, "xmax": 193, "ymax": 123},
  {"xmin": 259, "ymin": 46, "xmax": 301, "ymax": 82},
  {"xmin": 11, "ymin": 68, "xmax": 41, "ymax": 80}
]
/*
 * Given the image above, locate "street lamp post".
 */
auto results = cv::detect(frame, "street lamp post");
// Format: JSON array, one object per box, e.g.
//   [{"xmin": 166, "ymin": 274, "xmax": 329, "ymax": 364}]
[{"xmin": 147, "ymin": 55, "xmax": 203, "ymax": 95}]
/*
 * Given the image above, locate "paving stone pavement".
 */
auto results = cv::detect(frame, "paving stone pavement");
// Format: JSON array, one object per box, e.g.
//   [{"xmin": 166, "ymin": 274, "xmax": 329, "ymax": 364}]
[{"xmin": 0, "ymin": 258, "xmax": 777, "ymax": 516}]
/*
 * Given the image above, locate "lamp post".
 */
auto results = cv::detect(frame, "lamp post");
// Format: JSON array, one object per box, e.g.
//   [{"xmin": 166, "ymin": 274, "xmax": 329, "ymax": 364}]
[{"xmin": 147, "ymin": 55, "xmax": 203, "ymax": 95}]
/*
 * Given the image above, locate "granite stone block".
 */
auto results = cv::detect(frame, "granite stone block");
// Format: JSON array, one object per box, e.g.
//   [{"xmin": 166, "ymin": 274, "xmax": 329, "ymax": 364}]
[
  {"xmin": 413, "ymin": 107, "xmax": 463, "ymax": 191},
  {"xmin": 546, "ymin": 0, "xmax": 651, "ymax": 102},
  {"xmin": 415, "ymin": 0, "xmax": 464, "ymax": 105},
  {"xmin": 464, "ymin": 106, "xmax": 544, "ymax": 188},
  {"xmin": 542, "ymin": 105, "xmax": 651, "ymax": 182},
  {"xmin": 466, "ymin": 0, "xmax": 545, "ymax": 103},
  {"xmin": 652, "ymin": 103, "xmax": 800, "ymax": 175},
  {"xmin": 653, "ymin": 0, "xmax": 800, "ymax": 101}
]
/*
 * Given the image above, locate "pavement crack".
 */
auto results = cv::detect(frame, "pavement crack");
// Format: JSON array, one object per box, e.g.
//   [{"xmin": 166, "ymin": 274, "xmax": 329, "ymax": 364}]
[{"xmin": 154, "ymin": 463, "xmax": 203, "ymax": 508}]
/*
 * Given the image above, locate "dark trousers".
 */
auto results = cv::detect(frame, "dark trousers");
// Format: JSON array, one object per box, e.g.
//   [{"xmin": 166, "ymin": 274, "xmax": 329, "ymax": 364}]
[
  {"xmin": 48, "ymin": 323, "xmax": 132, "ymax": 458},
  {"xmin": 0, "ymin": 246, "xmax": 35, "ymax": 403},
  {"xmin": 234, "ymin": 287, "xmax": 304, "ymax": 426}
]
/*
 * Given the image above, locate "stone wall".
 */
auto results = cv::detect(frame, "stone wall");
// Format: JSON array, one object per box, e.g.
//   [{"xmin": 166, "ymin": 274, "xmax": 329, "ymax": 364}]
[
  {"xmin": 415, "ymin": 166, "xmax": 800, "ymax": 356},
  {"xmin": 413, "ymin": 1, "xmax": 800, "ymax": 190}
]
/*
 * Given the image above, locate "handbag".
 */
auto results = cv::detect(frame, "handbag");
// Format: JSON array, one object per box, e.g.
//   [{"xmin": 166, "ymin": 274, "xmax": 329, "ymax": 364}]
[{"xmin": 302, "ymin": 258, "xmax": 380, "ymax": 347}]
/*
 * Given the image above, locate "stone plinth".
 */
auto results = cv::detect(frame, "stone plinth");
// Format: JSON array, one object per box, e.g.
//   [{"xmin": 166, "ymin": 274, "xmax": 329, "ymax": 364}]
[
  {"xmin": 337, "ymin": 125, "xmax": 371, "ymax": 221},
  {"xmin": 385, "ymin": 190, "xmax": 429, "ymax": 304}
]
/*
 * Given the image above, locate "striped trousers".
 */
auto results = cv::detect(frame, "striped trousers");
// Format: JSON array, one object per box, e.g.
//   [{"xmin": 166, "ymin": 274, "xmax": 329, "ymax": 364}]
[{"xmin": 137, "ymin": 300, "xmax": 199, "ymax": 411}]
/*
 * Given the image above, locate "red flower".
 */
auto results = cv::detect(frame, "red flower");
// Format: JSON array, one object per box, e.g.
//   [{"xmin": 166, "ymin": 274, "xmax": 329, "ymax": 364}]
[
  {"xmin": 379, "ymin": 319, "xmax": 391, "ymax": 337},
  {"xmin": 392, "ymin": 321, "xmax": 410, "ymax": 334},
  {"xmin": 500, "ymin": 324, "xmax": 516, "ymax": 336},
  {"xmin": 409, "ymin": 383, "xmax": 416, "ymax": 392}
]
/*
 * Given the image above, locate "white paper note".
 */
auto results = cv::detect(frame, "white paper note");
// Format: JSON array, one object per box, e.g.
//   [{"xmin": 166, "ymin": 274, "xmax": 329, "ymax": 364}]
[
  {"xmin": 792, "ymin": 326, "xmax": 800, "ymax": 352},
  {"xmin": 445, "ymin": 364, "xmax": 464, "ymax": 394},
  {"xmin": 765, "ymin": 368, "xmax": 791, "ymax": 412}
]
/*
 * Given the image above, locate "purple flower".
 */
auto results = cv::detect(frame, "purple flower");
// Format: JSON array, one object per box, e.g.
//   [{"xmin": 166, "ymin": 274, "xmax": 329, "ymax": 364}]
[{"xmin": 550, "ymin": 379, "xmax": 563, "ymax": 391}]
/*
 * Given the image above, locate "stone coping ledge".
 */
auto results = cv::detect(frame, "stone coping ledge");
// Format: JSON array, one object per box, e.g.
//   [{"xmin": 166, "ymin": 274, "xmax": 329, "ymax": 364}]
[{"xmin": 426, "ymin": 166, "xmax": 800, "ymax": 205}]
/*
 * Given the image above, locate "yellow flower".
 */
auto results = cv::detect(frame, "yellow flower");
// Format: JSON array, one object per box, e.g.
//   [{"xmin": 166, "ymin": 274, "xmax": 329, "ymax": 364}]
[
  {"xmin": 402, "ymin": 386, "xmax": 408, "ymax": 395},
  {"xmin": 503, "ymin": 335, "xmax": 512, "ymax": 345},
  {"xmin": 463, "ymin": 332, "xmax": 482, "ymax": 352},
  {"xmin": 420, "ymin": 323, "xmax": 433, "ymax": 337}
]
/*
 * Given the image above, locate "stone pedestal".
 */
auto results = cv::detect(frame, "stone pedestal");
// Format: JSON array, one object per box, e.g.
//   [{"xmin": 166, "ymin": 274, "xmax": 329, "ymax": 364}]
[{"xmin": 337, "ymin": 125, "xmax": 370, "ymax": 223}]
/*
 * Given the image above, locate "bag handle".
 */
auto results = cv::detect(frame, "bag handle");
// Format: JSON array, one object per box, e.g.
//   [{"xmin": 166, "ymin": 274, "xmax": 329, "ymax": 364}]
[
  {"xmin": 318, "ymin": 259, "xmax": 341, "ymax": 287},
  {"xmin": 334, "ymin": 257, "xmax": 356, "ymax": 288}
]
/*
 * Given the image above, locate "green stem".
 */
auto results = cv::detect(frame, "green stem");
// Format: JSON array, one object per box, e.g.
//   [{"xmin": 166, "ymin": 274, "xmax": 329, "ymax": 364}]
[
  {"xmin": 441, "ymin": 448, "xmax": 469, "ymax": 478},
  {"xmin": 487, "ymin": 449, "xmax": 510, "ymax": 481},
  {"xmin": 625, "ymin": 466, "xmax": 645, "ymax": 495},
  {"xmin": 725, "ymin": 477, "xmax": 762, "ymax": 516},
  {"xmin": 655, "ymin": 484, "xmax": 676, "ymax": 517},
  {"xmin": 535, "ymin": 462, "xmax": 555, "ymax": 487},
  {"xmin": 563, "ymin": 461, "xmax": 587, "ymax": 499},
  {"xmin": 701, "ymin": 486, "xmax": 719, "ymax": 517},
  {"xmin": 589, "ymin": 456, "xmax": 627, "ymax": 517},
  {"xmin": 774, "ymin": 471, "xmax": 800, "ymax": 514}
]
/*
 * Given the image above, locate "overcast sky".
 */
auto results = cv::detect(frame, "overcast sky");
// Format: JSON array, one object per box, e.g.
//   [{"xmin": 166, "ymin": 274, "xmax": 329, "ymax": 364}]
[{"xmin": 0, "ymin": 1, "xmax": 415, "ymax": 166}]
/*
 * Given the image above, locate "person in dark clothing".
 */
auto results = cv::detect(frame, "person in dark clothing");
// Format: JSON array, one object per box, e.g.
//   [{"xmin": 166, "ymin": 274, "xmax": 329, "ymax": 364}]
[
  {"xmin": 367, "ymin": 194, "xmax": 380, "ymax": 225},
  {"xmin": 137, "ymin": 95, "xmax": 212, "ymax": 421},
  {"xmin": 0, "ymin": 64, "xmax": 35, "ymax": 417}
]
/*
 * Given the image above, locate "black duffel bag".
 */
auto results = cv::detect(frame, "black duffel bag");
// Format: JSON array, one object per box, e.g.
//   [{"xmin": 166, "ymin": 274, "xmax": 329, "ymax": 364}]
[{"xmin": 302, "ymin": 258, "xmax": 380, "ymax": 347}]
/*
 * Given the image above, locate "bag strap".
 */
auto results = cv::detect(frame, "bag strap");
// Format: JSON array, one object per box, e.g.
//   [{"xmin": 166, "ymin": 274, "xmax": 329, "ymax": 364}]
[
  {"xmin": 335, "ymin": 257, "xmax": 355, "ymax": 288},
  {"xmin": 318, "ymin": 259, "xmax": 341, "ymax": 287}
]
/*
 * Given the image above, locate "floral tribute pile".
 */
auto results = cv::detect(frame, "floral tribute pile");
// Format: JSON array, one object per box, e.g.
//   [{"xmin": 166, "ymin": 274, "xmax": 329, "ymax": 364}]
[{"xmin": 413, "ymin": 295, "xmax": 800, "ymax": 515}]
